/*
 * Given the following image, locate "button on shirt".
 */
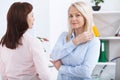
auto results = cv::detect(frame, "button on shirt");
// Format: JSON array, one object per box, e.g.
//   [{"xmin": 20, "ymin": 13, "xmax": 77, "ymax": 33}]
[
  {"xmin": 0, "ymin": 33, "xmax": 51, "ymax": 80},
  {"xmin": 51, "ymin": 32, "xmax": 100, "ymax": 80}
]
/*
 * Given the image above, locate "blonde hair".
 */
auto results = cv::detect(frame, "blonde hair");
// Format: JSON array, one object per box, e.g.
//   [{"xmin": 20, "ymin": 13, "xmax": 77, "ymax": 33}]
[{"xmin": 66, "ymin": 1, "xmax": 94, "ymax": 42}]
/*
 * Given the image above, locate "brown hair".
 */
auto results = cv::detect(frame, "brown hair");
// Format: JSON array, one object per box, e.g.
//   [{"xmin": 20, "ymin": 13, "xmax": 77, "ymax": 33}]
[{"xmin": 0, "ymin": 2, "xmax": 33, "ymax": 49}]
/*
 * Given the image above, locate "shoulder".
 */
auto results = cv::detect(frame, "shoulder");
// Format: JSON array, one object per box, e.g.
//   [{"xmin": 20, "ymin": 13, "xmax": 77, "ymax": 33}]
[
  {"xmin": 57, "ymin": 32, "xmax": 68, "ymax": 41},
  {"xmin": 88, "ymin": 37, "xmax": 100, "ymax": 46},
  {"xmin": 59, "ymin": 32, "xmax": 68, "ymax": 37},
  {"xmin": 23, "ymin": 33, "xmax": 42, "ymax": 46}
]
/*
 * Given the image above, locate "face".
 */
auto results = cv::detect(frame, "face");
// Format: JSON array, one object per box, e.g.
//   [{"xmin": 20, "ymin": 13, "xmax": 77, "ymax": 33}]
[
  {"xmin": 68, "ymin": 6, "xmax": 85, "ymax": 30},
  {"xmin": 27, "ymin": 11, "xmax": 34, "ymax": 28}
]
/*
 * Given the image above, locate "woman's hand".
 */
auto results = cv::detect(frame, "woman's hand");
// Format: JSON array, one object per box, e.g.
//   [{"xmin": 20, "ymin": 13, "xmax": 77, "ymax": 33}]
[
  {"xmin": 50, "ymin": 60, "xmax": 62, "ymax": 70},
  {"xmin": 73, "ymin": 32, "xmax": 94, "ymax": 45}
]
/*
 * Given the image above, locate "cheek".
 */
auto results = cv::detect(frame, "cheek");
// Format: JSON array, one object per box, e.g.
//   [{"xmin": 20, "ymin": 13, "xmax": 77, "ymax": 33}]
[
  {"xmin": 68, "ymin": 19, "xmax": 72, "ymax": 25},
  {"xmin": 27, "ymin": 18, "xmax": 32, "ymax": 28},
  {"xmin": 80, "ymin": 18, "xmax": 85, "ymax": 25},
  {"xmin": 27, "ymin": 17, "xmax": 30, "ymax": 23},
  {"xmin": 29, "ymin": 18, "xmax": 32, "ymax": 22},
  {"xmin": 30, "ymin": 17, "xmax": 34, "ymax": 23},
  {"xmin": 81, "ymin": 20, "xmax": 85, "ymax": 25},
  {"xmin": 27, "ymin": 19, "xmax": 31, "ymax": 26},
  {"xmin": 28, "ymin": 18, "xmax": 33, "ymax": 24}
]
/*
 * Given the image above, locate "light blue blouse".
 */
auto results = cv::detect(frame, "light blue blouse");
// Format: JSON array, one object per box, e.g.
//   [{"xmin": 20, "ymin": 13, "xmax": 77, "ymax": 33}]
[{"xmin": 51, "ymin": 32, "xmax": 100, "ymax": 80}]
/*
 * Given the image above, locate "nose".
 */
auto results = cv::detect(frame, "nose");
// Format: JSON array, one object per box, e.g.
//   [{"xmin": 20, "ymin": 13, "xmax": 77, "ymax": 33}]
[
  {"xmin": 71, "ymin": 16, "xmax": 77, "ymax": 22},
  {"xmin": 72, "ymin": 16, "xmax": 76, "ymax": 21}
]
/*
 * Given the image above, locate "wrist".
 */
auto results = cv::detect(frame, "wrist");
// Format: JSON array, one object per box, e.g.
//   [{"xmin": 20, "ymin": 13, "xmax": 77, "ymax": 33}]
[{"xmin": 72, "ymin": 38, "xmax": 77, "ymax": 45}]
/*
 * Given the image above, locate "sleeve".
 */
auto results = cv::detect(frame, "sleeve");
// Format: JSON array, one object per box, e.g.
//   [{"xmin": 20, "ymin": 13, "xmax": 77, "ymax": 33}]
[
  {"xmin": 50, "ymin": 32, "xmax": 76, "ymax": 61},
  {"xmin": 58, "ymin": 38, "xmax": 100, "ymax": 78},
  {"xmin": 29, "ymin": 38, "xmax": 52, "ymax": 80}
]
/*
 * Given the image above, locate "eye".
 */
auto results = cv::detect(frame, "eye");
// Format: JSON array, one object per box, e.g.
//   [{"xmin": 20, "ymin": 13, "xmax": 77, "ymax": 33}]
[
  {"xmin": 76, "ymin": 14, "xmax": 80, "ymax": 17},
  {"xmin": 69, "ymin": 15, "xmax": 73, "ymax": 18}
]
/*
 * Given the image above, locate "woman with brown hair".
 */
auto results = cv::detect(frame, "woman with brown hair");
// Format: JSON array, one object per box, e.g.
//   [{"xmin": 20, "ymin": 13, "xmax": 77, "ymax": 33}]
[{"xmin": 0, "ymin": 2, "xmax": 51, "ymax": 80}]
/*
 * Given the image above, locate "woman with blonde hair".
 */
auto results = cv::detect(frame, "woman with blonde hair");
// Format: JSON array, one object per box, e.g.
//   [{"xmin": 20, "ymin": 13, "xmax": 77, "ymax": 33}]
[{"xmin": 50, "ymin": 1, "xmax": 100, "ymax": 80}]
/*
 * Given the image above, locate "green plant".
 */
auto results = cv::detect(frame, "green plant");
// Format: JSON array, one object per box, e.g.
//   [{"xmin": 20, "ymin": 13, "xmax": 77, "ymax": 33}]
[{"xmin": 92, "ymin": 0, "xmax": 104, "ymax": 6}]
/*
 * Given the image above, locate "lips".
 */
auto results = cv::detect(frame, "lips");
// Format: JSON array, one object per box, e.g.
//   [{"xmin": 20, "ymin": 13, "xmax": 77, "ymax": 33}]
[{"xmin": 72, "ymin": 23, "xmax": 78, "ymax": 25}]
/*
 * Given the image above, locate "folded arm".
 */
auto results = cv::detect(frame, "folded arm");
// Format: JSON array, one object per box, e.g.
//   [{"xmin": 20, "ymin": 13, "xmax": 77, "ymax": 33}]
[{"xmin": 58, "ymin": 39, "xmax": 100, "ymax": 78}]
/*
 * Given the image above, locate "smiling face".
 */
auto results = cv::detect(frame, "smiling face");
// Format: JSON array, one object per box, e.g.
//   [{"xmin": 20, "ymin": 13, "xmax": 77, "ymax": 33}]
[
  {"xmin": 27, "ymin": 11, "xmax": 34, "ymax": 28},
  {"xmin": 68, "ymin": 6, "xmax": 85, "ymax": 30}
]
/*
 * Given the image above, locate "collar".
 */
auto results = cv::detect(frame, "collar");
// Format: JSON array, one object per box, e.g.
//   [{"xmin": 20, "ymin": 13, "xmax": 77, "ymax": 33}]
[{"xmin": 70, "ymin": 32, "xmax": 75, "ymax": 39}]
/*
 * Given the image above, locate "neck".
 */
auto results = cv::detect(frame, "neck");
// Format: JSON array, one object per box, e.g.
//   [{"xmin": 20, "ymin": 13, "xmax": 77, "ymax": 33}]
[{"xmin": 74, "ymin": 27, "xmax": 84, "ymax": 37}]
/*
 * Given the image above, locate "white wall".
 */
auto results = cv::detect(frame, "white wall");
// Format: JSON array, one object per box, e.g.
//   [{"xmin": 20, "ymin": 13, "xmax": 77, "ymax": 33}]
[
  {"xmin": 0, "ymin": 0, "xmax": 49, "ymax": 39},
  {"xmin": 99, "ymin": 0, "xmax": 120, "ymax": 11},
  {"xmin": 33, "ymin": 0, "xmax": 49, "ymax": 38}
]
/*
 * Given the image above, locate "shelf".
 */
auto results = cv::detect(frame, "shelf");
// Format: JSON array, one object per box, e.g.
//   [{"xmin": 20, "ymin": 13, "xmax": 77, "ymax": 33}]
[
  {"xmin": 93, "ymin": 10, "xmax": 120, "ymax": 75},
  {"xmin": 93, "ymin": 11, "xmax": 120, "ymax": 14},
  {"xmin": 97, "ymin": 62, "xmax": 115, "ymax": 65},
  {"xmin": 99, "ymin": 37, "xmax": 120, "ymax": 40},
  {"xmin": 93, "ymin": 62, "xmax": 116, "ymax": 80}
]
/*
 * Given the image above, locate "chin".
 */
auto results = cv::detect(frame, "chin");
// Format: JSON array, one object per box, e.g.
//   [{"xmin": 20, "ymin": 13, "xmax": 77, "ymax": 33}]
[{"xmin": 72, "ymin": 26, "xmax": 79, "ymax": 29}]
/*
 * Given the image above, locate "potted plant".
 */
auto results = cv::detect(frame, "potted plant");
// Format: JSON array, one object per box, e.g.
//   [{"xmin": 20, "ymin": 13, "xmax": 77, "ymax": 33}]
[{"xmin": 91, "ymin": 0, "xmax": 104, "ymax": 11}]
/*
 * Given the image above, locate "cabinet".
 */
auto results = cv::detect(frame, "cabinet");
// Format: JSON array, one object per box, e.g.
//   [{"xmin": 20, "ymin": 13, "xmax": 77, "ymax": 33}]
[
  {"xmin": 93, "ymin": 11, "xmax": 120, "ymax": 61},
  {"xmin": 92, "ymin": 11, "xmax": 120, "ymax": 80}
]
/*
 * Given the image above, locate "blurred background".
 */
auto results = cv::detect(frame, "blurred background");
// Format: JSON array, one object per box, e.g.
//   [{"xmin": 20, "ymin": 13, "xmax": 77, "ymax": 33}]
[{"xmin": 0, "ymin": 0, "xmax": 120, "ymax": 80}]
